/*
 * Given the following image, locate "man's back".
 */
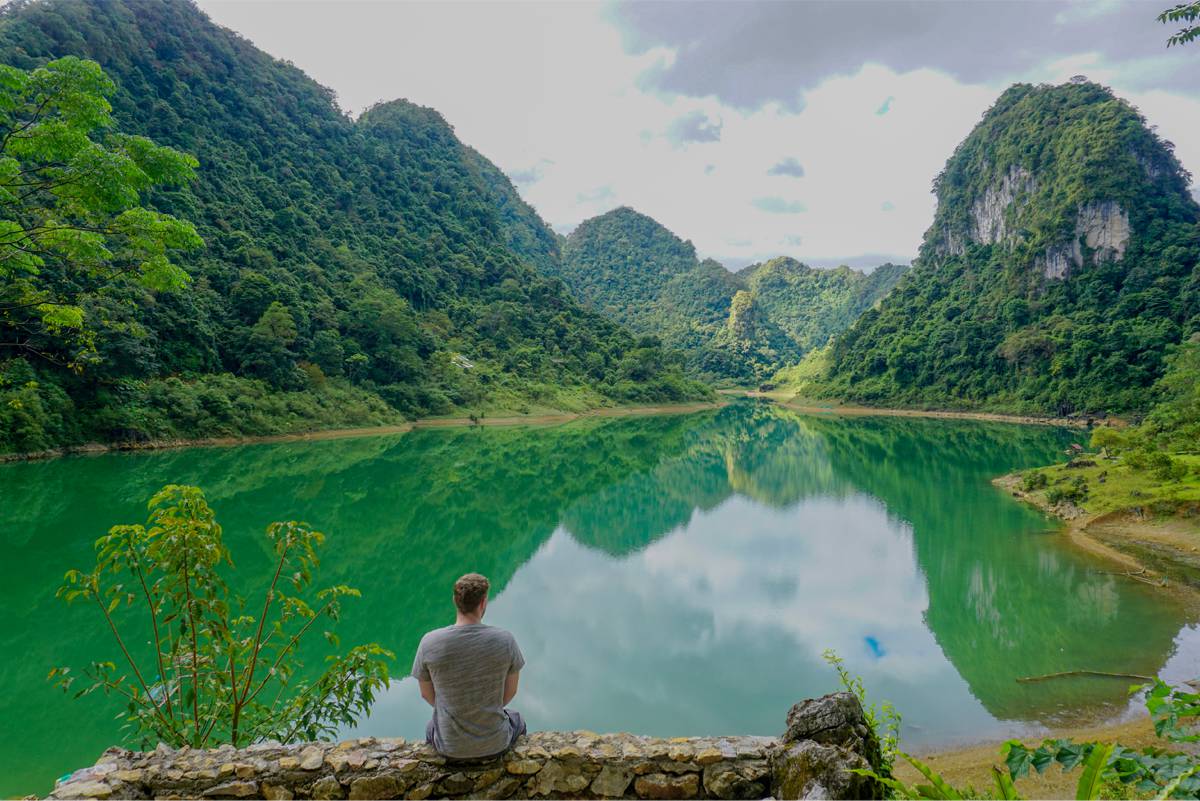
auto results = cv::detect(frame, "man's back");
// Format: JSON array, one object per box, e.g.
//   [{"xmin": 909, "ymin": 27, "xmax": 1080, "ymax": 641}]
[{"xmin": 412, "ymin": 622, "xmax": 525, "ymax": 758}]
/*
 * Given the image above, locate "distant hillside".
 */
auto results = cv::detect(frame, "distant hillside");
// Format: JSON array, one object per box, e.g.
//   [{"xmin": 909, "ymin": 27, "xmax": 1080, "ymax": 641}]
[
  {"xmin": 815, "ymin": 82, "xmax": 1200, "ymax": 415},
  {"xmin": 555, "ymin": 207, "xmax": 906, "ymax": 384},
  {"xmin": 0, "ymin": 0, "xmax": 708, "ymax": 453}
]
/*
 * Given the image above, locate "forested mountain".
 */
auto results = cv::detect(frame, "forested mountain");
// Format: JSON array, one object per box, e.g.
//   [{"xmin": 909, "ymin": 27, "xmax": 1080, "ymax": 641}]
[
  {"xmin": 0, "ymin": 0, "xmax": 707, "ymax": 454},
  {"xmin": 555, "ymin": 207, "xmax": 906, "ymax": 384},
  {"xmin": 815, "ymin": 81, "xmax": 1200, "ymax": 415}
]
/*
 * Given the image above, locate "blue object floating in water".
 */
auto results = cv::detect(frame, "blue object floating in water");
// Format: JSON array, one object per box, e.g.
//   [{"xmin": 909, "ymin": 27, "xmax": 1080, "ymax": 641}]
[{"xmin": 865, "ymin": 636, "xmax": 886, "ymax": 658}]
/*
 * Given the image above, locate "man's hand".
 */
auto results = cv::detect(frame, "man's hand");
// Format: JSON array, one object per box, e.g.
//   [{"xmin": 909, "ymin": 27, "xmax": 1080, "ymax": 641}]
[
  {"xmin": 419, "ymin": 679, "xmax": 436, "ymax": 707},
  {"xmin": 503, "ymin": 670, "xmax": 520, "ymax": 706}
]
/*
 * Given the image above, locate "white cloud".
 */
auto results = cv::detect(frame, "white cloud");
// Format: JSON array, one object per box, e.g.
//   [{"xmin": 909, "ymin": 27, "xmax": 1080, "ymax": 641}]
[
  {"xmin": 196, "ymin": 1, "xmax": 1200, "ymax": 268},
  {"xmin": 1054, "ymin": 0, "xmax": 1125, "ymax": 25}
]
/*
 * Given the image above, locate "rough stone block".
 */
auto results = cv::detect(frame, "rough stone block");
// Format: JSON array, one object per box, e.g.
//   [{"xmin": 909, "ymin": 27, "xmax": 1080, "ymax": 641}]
[
  {"xmin": 202, "ymin": 780, "xmax": 258, "ymax": 798},
  {"xmin": 505, "ymin": 759, "xmax": 543, "ymax": 775},
  {"xmin": 440, "ymin": 772, "xmax": 474, "ymax": 794},
  {"xmin": 772, "ymin": 740, "xmax": 881, "ymax": 801},
  {"xmin": 54, "ymin": 780, "xmax": 114, "ymax": 800},
  {"xmin": 590, "ymin": 765, "xmax": 633, "ymax": 797},
  {"xmin": 311, "ymin": 775, "xmax": 346, "ymax": 800},
  {"xmin": 783, "ymin": 692, "xmax": 879, "ymax": 770},
  {"xmin": 262, "ymin": 783, "xmax": 294, "ymax": 800},
  {"xmin": 704, "ymin": 763, "xmax": 766, "ymax": 800},
  {"xmin": 634, "ymin": 772, "xmax": 701, "ymax": 800},
  {"xmin": 348, "ymin": 773, "xmax": 412, "ymax": 800},
  {"xmin": 298, "ymin": 746, "xmax": 325, "ymax": 771}
]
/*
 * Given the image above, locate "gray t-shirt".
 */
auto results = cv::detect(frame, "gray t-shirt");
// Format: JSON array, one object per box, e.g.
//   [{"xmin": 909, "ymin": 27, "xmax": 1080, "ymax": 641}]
[{"xmin": 411, "ymin": 623, "xmax": 525, "ymax": 758}]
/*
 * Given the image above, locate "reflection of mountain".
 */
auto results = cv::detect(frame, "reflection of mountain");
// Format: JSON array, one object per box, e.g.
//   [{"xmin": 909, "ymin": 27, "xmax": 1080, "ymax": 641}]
[
  {"xmin": 562, "ymin": 402, "xmax": 853, "ymax": 554},
  {"xmin": 793, "ymin": 414, "xmax": 1197, "ymax": 720},
  {"xmin": 553, "ymin": 404, "xmax": 1194, "ymax": 722}
]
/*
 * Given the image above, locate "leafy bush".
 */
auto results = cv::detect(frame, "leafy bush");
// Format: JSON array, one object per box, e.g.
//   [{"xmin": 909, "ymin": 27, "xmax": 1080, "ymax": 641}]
[
  {"xmin": 1047, "ymin": 476, "xmax": 1089, "ymax": 505},
  {"xmin": 1148, "ymin": 452, "xmax": 1191, "ymax": 482},
  {"xmin": 1021, "ymin": 471, "xmax": 1049, "ymax": 492},
  {"xmin": 50, "ymin": 485, "xmax": 392, "ymax": 748}
]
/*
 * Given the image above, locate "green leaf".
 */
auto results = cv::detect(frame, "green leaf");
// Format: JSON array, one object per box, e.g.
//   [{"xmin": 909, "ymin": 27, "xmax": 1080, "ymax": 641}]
[
  {"xmin": 1156, "ymin": 765, "xmax": 1200, "ymax": 800},
  {"xmin": 1076, "ymin": 743, "xmax": 1114, "ymax": 800},
  {"xmin": 901, "ymin": 753, "xmax": 963, "ymax": 800},
  {"xmin": 992, "ymin": 765, "xmax": 1022, "ymax": 800}
]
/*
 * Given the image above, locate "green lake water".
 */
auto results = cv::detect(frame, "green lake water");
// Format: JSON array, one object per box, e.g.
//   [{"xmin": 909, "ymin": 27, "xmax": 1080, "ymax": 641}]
[{"xmin": 2, "ymin": 400, "xmax": 1199, "ymax": 797}]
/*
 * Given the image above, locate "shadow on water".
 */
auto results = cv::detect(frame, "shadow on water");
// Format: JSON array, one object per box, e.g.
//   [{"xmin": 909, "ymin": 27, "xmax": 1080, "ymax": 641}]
[{"xmin": 0, "ymin": 399, "xmax": 1195, "ymax": 795}]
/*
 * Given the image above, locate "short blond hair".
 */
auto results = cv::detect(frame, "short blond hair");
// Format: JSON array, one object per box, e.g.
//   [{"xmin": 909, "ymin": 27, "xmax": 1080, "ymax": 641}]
[{"xmin": 453, "ymin": 573, "xmax": 490, "ymax": 613}]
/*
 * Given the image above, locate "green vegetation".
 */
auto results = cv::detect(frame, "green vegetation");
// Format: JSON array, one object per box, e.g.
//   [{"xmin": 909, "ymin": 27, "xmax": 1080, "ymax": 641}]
[
  {"xmin": 0, "ymin": 54, "xmax": 200, "ymax": 369},
  {"xmin": 0, "ymin": 368, "xmax": 405, "ymax": 454},
  {"xmin": 1015, "ymin": 336, "xmax": 1200, "ymax": 519},
  {"xmin": 812, "ymin": 82, "xmax": 1199, "ymax": 416},
  {"xmin": 824, "ymin": 649, "xmax": 901, "ymax": 777},
  {"xmin": 1019, "ymin": 453, "xmax": 1199, "ymax": 519},
  {"xmin": 51, "ymin": 484, "xmax": 391, "ymax": 748},
  {"xmin": 840, "ymin": 661, "xmax": 1200, "ymax": 799},
  {"xmin": 1160, "ymin": 2, "xmax": 1200, "ymax": 46},
  {"xmin": 553, "ymin": 207, "xmax": 905, "ymax": 385},
  {"xmin": 0, "ymin": 0, "xmax": 707, "ymax": 455}
]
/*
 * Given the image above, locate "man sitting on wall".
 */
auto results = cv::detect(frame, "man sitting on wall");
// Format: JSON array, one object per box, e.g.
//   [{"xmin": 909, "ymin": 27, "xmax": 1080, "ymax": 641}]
[{"xmin": 412, "ymin": 573, "xmax": 527, "ymax": 759}]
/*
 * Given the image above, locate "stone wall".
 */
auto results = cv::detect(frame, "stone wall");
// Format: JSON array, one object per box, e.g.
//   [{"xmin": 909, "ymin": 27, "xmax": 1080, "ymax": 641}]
[{"xmin": 49, "ymin": 693, "xmax": 881, "ymax": 801}]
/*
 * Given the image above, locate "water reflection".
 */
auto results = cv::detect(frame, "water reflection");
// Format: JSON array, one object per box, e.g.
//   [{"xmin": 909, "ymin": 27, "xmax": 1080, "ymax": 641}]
[{"xmin": 1, "ymin": 401, "xmax": 1196, "ymax": 796}]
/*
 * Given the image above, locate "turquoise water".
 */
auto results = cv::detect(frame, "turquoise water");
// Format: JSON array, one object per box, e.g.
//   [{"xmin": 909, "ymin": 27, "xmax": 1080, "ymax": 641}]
[{"xmin": 1, "ymin": 401, "xmax": 1196, "ymax": 797}]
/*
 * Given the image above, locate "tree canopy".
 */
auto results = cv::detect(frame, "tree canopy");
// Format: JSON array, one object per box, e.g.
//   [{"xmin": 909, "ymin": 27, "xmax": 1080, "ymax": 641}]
[
  {"xmin": 0, "ymin": 0, "xmax": 708, "ymax": 454},
  {"xmin": 1159, "ymin": 2, "xmax": 1200, "ymax": 46},
  {"xmin": 552, "ymin": 206, "xmax": 906, "ymax": 385},
  {"xmin": 0, "ymin": 54, "xmax": 199, "ymax": 369}
]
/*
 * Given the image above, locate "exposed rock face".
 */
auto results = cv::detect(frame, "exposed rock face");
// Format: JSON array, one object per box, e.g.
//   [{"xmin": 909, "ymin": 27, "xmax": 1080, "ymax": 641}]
[
  {"xmin": 936, "ymin": 165, "xmax": 1131, "ymax": 281},
  {"xmin": 726, "ymin": 290, "xmax": 757, "ymax": 340},
  {"xmin": 1037, "ymin": 201, "xmax": 1131, "ymax": 279},
  {"xmin": 49, "ymin": 693, "xmax": 881, "ymax": 800},
  {"xmin": 969, "ymin": 165, "xmax": 1036, "ymax": 248}
]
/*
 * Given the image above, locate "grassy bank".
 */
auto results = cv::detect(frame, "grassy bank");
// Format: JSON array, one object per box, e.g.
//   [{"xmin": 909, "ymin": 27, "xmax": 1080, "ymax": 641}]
[{"xmin": 996, "ymin": 454, "xmax": 1200, "ymax": 587}]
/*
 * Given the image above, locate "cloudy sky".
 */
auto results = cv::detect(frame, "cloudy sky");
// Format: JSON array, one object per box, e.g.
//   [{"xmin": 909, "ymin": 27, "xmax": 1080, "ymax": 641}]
[{"xmin": 197, "ymin": 0, "xmax": 1200, "ymax": 269}]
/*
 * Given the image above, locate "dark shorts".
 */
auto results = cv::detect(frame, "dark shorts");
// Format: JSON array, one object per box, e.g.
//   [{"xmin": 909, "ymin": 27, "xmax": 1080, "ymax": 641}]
[{"xmin": 425, "ymin": 709, "xmax": 526, "ymax": 760}]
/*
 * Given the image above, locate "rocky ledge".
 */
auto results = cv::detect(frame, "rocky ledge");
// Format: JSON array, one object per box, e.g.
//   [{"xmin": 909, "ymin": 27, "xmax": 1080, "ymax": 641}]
[{"xmin": 49, "ymin": 693, "xmax": 881, "ymax": 800}]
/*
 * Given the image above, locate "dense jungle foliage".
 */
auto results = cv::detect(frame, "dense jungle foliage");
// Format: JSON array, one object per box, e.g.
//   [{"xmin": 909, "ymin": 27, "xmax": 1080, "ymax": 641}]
[
  {"xmin": 818, "ymin": 82, "xmax": 1200, "ymax": 416},
  {"xmin": 554, "ymin": 206, "xmax": 906, "ymax": 384},
  {"xmin": 1017, "ymin": 333, "xmax": 1200, "ymax": 521},
  {"xmin": 0, "ymin": 0, "xmax": 708, "ymax": 454}
]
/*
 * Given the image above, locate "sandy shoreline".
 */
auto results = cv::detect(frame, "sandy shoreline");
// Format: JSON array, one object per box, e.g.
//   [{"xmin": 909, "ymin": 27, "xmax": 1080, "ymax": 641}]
[
  {"xmin": 897, "ymin": 715, "xmax": 1162, "ymax": 798},
  {"xmin": 0, "ymin": 401, "xmax": 726, "ymax": 463}
]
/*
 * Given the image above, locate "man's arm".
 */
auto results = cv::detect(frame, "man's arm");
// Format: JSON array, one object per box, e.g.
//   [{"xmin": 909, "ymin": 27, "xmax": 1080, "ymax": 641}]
[
  {"xmin": 504, "ymin": 633, "xmax": 525, "ymax": 706},
  {"xmin": 503, "ymin": 670, "xmax": 519, "ymax": 706},
  {"xmin": 419, "ymin": 679, "xmax": 436, "ymax": 707}
]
